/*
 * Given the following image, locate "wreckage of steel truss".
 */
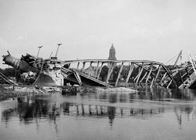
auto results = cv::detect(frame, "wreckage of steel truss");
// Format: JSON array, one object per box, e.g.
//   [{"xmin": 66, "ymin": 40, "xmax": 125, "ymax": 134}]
[{"xmin": 1, "ymin": 52, "xmax": 196, "ymax": 89}]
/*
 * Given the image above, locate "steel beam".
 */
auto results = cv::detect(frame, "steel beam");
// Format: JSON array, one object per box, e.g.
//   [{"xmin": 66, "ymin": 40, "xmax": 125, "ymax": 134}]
[
  {"xmin": 150, "ymin": 78, "xmax": 155, "ymax": 88},
  {"xmin": 145, "ymin": 64, "xmax": 153, "ymax": 85},
  {"xmin": 161, "ymin": 65, "xmax": 177, "ymax": 88},
  {"xmin": 77, "ymin": 62, "xmax": 80, "ymax": 70},
  {"xmin": 115, "ymin": 63, "xmax": 124, "ymax": 86},
  {"xmin": 166, "ymin": 80, "xmax": 172, "ymax": 88},
  {"xmin": 82, "ymin": 62, "xmax": 86, "ymax": 71},
  {"xmin": 97, "ymin": 62, "xmax": 104, "ymax": 79},
  {"xmin": 159, "ymin": 72, "xmax": 167, "ymax": 85},
  {"xmin": 139, "ymin": 71, "xmax": 148, "ymax": 84},
  {"xmin": 125, "ymin": 63, "xmax": 134, "ymax": 84},
  {"xmin": 95, "ymin": 61, "xmax": 100, "ymax": 78},
  {"xmin": 106, "ymin": 62, "xmax": 114, "ymax": 83},
  {"xmin": 154, "ymin": 65, "xmax": 161, "ymax": 83},
  {"xmin": 136, "ymin": 63, "xmax": 144, "ymax": 86}
]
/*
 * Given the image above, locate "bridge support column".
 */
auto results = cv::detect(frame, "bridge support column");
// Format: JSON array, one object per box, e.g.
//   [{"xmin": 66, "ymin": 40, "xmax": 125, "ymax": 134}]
[
  {"xmin": 77, "ymin": 62, "xmax": 80, "ymax": 70},
  {"xmin": 95, "ymin": 61, "xmax": 100, "ymax": 78},
  {"xmin": 115, "ymin": 63, "xmax": 124, "ymax": 86},
  {"xmin": 136, "ymin": 63, "xmax": 144, "ymax": 87},
  {"xmin": 125, "ymin": 63, "xmax": 134, "ymax": 86},
  {"xmin": 82, "ymin": 62, "xmax": 86, "ymax": 72},
  {"xmin": 97, "ymin": 62, "xmax": 104, "ymax": 79},
  {"xmin": 145, "ymin": 64, "xmax": 153, "ymax": 86},
  {"xmin": 106, "ymin": 63, "xmax": 114, "ymax": 83},
  {"xmin": 154, "ymin": 65, "xmax": 161, "ymax": 83}
]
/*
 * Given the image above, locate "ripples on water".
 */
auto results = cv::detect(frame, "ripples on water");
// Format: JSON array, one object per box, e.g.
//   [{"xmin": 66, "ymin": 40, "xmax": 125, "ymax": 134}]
[{"xmin": 1, "ymin": 87, "xmax": 196, "ymax": 140}]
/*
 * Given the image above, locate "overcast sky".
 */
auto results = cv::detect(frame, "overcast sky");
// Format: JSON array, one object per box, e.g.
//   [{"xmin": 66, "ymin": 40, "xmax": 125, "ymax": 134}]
[{"xmin": 1, "ymin": 0, "xmax": 196, "ymax": 68}]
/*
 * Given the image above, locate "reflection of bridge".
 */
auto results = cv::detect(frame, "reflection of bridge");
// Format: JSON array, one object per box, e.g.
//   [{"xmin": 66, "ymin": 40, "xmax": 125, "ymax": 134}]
[
  {"xmin": 61, "ymin": 59, "xmax": 178, "ymax": 88},
  {"xmin": 1, "ymin": 88, "xmax": 196, "ymax": 127}
]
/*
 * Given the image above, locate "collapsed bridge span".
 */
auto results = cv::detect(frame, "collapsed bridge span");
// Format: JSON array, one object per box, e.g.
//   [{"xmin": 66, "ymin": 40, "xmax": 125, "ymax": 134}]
[
  {"xmin": 5, "ymin": 51, "xmax": 196, "ymax": 89},
  {"xmin": 61, "ymin": 59, "xmax": 177, "ymax": 88}
]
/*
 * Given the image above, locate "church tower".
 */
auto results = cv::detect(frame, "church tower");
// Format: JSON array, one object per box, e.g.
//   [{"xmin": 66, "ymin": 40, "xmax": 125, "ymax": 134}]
[{"xmin": 108, "ymin": 44, "xmax": 117, "ymax": 60}]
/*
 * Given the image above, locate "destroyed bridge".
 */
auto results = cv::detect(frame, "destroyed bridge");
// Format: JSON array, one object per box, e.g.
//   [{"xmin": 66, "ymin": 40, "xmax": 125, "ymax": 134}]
[{"xmin": 1, "ymin": 51, "xmax": 196, "ymax": 89}]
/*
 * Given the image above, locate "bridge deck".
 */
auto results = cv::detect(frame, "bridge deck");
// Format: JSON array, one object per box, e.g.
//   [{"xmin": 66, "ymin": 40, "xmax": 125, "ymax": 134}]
[{"xmin": 61, "ymin": 68, "xmax": 112, "ymax": 87}]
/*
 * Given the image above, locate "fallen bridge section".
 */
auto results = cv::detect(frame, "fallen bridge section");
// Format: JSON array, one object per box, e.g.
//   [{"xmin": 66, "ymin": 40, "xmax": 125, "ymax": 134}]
[
  {"xmin": 172, "ymin": 63, "xmax": 196, "ymax": 89},
  {"xmin": 61, "ymin": 67, "xmax": 112, "ymax": 87},
  {"xmin": 61, "ymin": 59, "xmax": 177, "ymax": 88}
]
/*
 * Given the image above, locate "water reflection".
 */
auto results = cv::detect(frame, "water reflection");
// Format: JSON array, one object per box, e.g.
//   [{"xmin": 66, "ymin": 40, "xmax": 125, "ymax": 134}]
[{"xmin": 1, "ymin": 87, "xmax": 196, "ymax": 139}]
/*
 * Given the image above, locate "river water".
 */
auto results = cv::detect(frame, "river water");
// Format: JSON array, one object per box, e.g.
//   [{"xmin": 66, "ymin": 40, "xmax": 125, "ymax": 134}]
[{"xmin": 0, "ymin": 87, "xmax": 196, "ymax": 140}]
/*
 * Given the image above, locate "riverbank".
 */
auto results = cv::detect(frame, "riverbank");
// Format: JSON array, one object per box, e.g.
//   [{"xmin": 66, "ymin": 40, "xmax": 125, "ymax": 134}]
[
  {"xmin": 0, "ymin": 84, "xmax": 47, "ymax": 101},
  {"xmin": 0, "ymin": 84, "xmax": 138, "ymax": 101}
]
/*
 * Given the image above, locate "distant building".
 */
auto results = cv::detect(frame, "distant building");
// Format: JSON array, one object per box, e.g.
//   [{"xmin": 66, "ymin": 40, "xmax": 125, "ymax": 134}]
[
  {"xmin": 107, "ymin": 44, "xmax": 117, "ymax": 81},
  {"xmin": 108, "ymin": 44, "xmax": 117, "ymax": 60}
]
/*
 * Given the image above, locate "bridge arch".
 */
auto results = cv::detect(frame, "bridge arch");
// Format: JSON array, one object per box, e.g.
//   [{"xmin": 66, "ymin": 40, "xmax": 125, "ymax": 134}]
[{"xmin": 60, "ymin": 59, "xmax": 177, "ymax": 88}]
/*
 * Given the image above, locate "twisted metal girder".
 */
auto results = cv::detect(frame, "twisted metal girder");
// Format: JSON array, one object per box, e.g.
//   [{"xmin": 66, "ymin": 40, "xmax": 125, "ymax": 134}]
[{"xmin": 60, "ymin": 59, "xmax": 177, "ymax": 88}]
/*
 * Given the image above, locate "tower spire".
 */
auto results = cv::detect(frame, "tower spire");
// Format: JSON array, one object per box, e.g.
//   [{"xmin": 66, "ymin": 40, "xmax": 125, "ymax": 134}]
[{"xmin": 108, "ymin": 44, "xmax": 117, "ymax": 60}]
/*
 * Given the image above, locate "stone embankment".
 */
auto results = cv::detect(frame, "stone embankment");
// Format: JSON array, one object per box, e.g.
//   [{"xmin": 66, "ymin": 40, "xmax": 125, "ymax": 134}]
[
  {"xmin": 0, "ymin": 85, "xmax": 47, "ymax": 101},
  {"xmin": 1, "ymin": 84, "xmax": 138, "ymax": 100},
  {"xmin": 62, "ymin": 86, "xmax": 137, "ymax": 95},
  {"xmin": 77, "ymin": 86, "xmax": 137, "ymax": 94}
]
